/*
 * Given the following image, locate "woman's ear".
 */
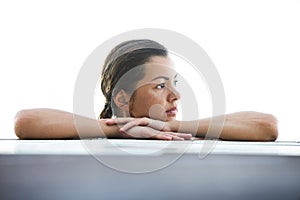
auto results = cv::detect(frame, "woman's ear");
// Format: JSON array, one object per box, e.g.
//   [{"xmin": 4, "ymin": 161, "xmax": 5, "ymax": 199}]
[{"xmin": 113, "ymin": 90, "xmax": 130, "ymax": 113}]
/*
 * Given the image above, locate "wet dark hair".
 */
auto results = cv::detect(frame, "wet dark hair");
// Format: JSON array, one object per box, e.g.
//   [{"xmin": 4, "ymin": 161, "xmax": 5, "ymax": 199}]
[{"xmin": 99, "ymin": 39, "xmax": 168, "ymax": 118}]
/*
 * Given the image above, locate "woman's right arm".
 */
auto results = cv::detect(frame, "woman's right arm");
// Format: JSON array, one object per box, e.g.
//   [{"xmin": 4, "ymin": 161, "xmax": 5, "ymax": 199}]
[
  {"xmin": 14, "ymin": 108, "xmax": 120, "ymax": 139},
  {"xmin": 14, "ymin": 108, "xmax": 191, "ymax": 140}
]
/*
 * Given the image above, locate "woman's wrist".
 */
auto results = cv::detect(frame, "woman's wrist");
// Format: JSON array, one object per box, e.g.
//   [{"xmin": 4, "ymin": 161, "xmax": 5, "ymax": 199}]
[
  {"xmin": 167, "ymin": 120, "xmax": 180, "ymax": 132},
  {"xmin": 167, "ymin": 119, "xmax": 209, "ymax": 137},
  {"xmin": 94, "ymin": 119, "xmax": 120, "ymax": 138}
]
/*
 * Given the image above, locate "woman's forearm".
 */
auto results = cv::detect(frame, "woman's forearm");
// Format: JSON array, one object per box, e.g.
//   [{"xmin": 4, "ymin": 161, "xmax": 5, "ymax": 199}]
[
  {"xmin": 14, "ymin": 108, "xmax": 120, "ymax": 139},
  {"xmin": 169, "ymin": 111, "xmax": 278, "ymax": 141}
]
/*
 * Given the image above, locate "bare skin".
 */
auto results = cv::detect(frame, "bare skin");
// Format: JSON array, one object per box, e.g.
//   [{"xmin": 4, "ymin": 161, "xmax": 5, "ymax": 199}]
[
  {"xmin": 106, "ymin": 111, "xmax": 278, "ymax": 141},
  {"xmin": 14, "ymin": 109, "xmax": 277, "ymax": 141},
  {"xmin": 14, "ymin": 108, "xmax": 192, "ymax": 140},
  {"xmin": 14, "ymin": 56, "xmax": 278, "ymax": 141}
]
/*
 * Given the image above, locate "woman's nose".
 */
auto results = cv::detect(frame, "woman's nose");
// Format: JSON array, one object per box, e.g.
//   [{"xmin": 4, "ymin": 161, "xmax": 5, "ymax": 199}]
[{"xmin": 168, "ymin": 86, "xmax": 181, "ymax": 102}]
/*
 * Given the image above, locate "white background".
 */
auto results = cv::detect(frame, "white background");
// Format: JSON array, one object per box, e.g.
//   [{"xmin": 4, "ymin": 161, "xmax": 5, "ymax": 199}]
[{"xmin": 0, "ymin": 0, "xmax": 299, "ymax": 141}]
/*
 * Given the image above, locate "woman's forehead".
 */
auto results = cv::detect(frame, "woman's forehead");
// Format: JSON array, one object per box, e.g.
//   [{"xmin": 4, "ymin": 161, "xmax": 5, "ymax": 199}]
[
  {"xmin": 143, "ymin": 56, "xmax": 177, "ymax": 80},
  {"xmin": 148, "ymin": 56, "xmax": 174, "ymax": 67}
]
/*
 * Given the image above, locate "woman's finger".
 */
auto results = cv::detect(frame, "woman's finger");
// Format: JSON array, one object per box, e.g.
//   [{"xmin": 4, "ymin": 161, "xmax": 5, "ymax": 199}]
[
  {"xmin": 120, "ymin": 118, "xmax": 150, "ymax": 131},
  {"xmin": 148, "ymin": 119, "xmax": 166, "ymax": 131},
  {"xmin": 121, "ymin": 125, "xmax": 192, "ymax": 141},
  {"xmin": 105, "ymin": 117, "xmax": 133, "ymax": 125},
  {"xmin": 155, "ymin": 133, "xmax": 183, "ymax": 141},
  {"xmin": 152, "ymin": 133, "xmax": 173, "ymax": 141},
  {"xmin": 171, "ymin": 136, "xmax": 185, "ymax": 141},
  {"xmin": 121, "ymin": 118, "xmax": 166, "ymax": 132},
  {"xmin": 120, "ymin": 121, "xmax": 139, "ymax": 132},
  {"xmin": 169, "ymin": 133, "xmax": 193, "ymax": 140},
  {"xmin": 152, "ymin": 131, "xmax": 191, "ymax": 141}
]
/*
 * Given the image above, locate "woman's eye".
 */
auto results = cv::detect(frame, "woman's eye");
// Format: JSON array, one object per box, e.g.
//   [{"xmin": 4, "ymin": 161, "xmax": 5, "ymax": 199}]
[
  {"xmin": 173, "ymin": 80, "xmax": 178, "ymax": 86},
  {"xmin": 156, "ymin": 83, "xmax": 166, "ymax": 89}
]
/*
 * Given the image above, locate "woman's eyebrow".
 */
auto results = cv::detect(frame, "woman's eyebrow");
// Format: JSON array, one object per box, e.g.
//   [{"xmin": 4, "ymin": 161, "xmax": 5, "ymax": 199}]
[
  {"xmin": 151, "ymin": 74, "xmax": 178, "ymax": 81},
  {"xmin": 151, "ymin": 76, "xmax": 169, "ymax": 81}
]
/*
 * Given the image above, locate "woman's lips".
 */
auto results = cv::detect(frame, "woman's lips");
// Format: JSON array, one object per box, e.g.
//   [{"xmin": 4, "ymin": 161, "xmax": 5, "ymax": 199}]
[{"xmin": 166, "ymin": 107, "xmax": 177, "ymax": 116}]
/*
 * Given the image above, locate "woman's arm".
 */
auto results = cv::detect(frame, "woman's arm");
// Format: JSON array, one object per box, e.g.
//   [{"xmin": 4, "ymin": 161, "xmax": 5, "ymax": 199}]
[
  {"xmin": 14, "ymin": 108, "xmax": 119, "ymax": 139},
  {"xmin": 108, "ymin": 111, "xmax": 278, "ymax": 141},
  {"xmin": 14, "ymin": 108, "xmax": 192, "ymax": 140},
  {"xmin": 170, "ymin": 111, "xmax": 278, "ymax": 141}
]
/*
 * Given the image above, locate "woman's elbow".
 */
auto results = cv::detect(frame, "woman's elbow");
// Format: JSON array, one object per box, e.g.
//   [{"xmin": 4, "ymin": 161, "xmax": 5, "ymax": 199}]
[
  {"xmin": 14, "ymin": 110, "xmax": 33, "ymax": 139},
  {"xmin": 259, "ymin": 114, "xmax": 278, "ymax": 141}
]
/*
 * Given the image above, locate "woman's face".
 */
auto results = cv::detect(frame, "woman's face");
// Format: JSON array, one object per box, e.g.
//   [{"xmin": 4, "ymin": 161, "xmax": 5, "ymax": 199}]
[{"xmin": 129, "ymin": 56, "xmax": 180, "ymax": 121}]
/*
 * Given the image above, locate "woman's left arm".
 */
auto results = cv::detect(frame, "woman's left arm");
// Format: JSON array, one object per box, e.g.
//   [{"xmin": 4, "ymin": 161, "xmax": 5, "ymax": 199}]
[
  {"xmin": 168, "ymin": 111, "xmax": 278, "ymax": 141},
  {"xmin": 108, "ymin": 111, "xmax": 278, "ymax": 141}
]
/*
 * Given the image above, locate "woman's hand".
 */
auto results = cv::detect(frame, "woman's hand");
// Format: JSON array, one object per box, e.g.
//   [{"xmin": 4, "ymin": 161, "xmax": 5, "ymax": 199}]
[
  {"xmin": 106, "ymin": 117, "xmax": 170, "ymax": 132},
  {"xmin": 105, "ymin": 117, "xmax": 192, "ymax": 140}
]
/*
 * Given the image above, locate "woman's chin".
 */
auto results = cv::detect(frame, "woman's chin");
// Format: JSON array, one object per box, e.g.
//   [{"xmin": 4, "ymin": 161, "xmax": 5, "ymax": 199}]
[
  {"xmin": 165, "ymin": 115, "xmax": 176, "ymax": 122},
  {"xmin": 149, "ymin": 115, "xmax": 175, "ymax": 122}
]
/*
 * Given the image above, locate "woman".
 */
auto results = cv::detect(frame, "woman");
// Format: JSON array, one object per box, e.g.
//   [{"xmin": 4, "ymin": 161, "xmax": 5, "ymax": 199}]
[{"xmin": 14, "ymin": 39, "xmax": 278, "ymax": 141}]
